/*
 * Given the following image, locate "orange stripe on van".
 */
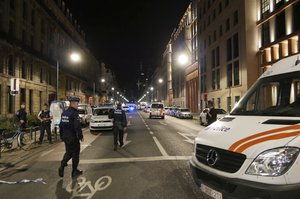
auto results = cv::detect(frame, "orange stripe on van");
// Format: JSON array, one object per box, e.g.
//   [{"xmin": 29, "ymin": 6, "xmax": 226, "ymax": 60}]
[
  {"xmin": 235, "ymin": 131, "xmax": 300, "ymax": 153},
  {"xmin": 228, "ymin": 124, "xmax": 300, "ymax": 152}
]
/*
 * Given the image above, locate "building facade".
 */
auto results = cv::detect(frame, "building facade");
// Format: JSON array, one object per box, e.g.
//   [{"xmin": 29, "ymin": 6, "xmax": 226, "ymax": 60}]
[
  {"xmin": 0, "ymin": 0, "xmax": 101, "ymax": 117},
  {"xmin": 197, "ymin": 0, "xmax": 258, "ymax": 112}
]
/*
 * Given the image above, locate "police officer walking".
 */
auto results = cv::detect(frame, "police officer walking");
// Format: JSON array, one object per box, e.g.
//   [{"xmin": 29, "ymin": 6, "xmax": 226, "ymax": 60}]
[
  {"xmin": 38, "ymin": 103, "xmax": 53, "ymax": 144},
  {"xmin": 58, "ymin": 97, "xmax": 84, "ymax": 178},
  {"xmin": 16, "ymin": 102, "xmax": 27, "ymax": 131},
  {"xmin": 109, "ymin": 103, "xmax": 127, "ymax": 151}
]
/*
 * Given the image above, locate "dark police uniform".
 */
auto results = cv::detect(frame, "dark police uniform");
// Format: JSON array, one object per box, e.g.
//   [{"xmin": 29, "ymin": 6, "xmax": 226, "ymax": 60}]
[
  {"xmin": 38, "ymin": 109, "xmax": 52, "ymax": 144},
  {"xmin": 109, "ymin": 105, "xmax": 127, "ymax": 150},
  {"xmin": 58, "ymin": 97, "xmax": 83, "ymax": 177},
  {"xmin": 16, "ymin": 107, "xmax": 27, "ymax": 130}
]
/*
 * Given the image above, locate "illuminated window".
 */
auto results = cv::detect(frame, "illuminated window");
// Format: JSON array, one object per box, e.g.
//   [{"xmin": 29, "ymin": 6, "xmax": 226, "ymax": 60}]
[
  {"xmin": 293, "ymin": 2, "xmax": 300, "ymax": 31},
  {"xmin": 261, "ymin": 0, "xmax": 270, "ymax": 16}
]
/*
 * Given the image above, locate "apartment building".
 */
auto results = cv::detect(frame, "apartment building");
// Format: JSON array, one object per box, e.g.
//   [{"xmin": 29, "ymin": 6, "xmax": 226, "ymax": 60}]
[
  {"xmin": 0, "ymin": 0, "xmax": 101, "ymax": 117},
  {"xmin": 198, "ymin": 0, "xmax": 257, "ymax": 112}
]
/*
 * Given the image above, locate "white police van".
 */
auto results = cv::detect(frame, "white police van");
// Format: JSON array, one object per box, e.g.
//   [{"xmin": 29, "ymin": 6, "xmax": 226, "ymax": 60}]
[{"xmin": 190, "ymin": 54, "xmax": 300, "ymax": 199}]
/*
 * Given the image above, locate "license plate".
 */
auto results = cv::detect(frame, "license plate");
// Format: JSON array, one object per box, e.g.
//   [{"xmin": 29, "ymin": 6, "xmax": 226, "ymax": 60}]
[{"xmin": 200, "ymin": 184, "xmax": 222, "ymax": 199}]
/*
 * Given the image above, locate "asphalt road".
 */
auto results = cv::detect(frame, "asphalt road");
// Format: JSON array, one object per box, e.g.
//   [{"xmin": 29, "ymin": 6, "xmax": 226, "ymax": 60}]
[{"xmin": 0, "ymin": 111, "xmax": 206, "ymax": 199}]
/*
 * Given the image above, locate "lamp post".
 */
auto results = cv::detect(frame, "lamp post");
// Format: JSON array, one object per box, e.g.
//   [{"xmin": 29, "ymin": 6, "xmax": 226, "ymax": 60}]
[{"xmin": 56, "ymin": 52, "xmax": 81, "ymax": 101}]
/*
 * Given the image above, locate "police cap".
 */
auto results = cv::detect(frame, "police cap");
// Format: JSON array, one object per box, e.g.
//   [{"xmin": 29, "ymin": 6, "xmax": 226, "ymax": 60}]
[{"xmin": 68, "ymin": 96, "xmax": 80, "ymax": 102}]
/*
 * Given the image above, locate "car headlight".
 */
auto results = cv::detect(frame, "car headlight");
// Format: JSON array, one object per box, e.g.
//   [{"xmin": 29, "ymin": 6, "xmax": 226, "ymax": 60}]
[{"xmin": 246, "ymin": 147, "xmax": 299, "ymax": 177}]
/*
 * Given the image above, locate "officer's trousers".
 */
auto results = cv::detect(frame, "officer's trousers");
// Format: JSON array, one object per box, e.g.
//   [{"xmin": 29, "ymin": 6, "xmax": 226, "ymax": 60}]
[
  {"xmin": 61, "ymin": 139, "xmax": 80, "ymax": 170},
  {"xmin": 39, "ymin": 123, "xmax": 51, "ymax": 143},
  {"xmin": 113, "ymin": 126, "xmax": 124, "ymax": 146}
]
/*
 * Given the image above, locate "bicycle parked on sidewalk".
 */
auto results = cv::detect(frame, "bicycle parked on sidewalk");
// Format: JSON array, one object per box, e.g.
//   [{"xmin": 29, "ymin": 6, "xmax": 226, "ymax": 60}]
[{"xmin": 0, "ymin": 127, "xmax": 34, "ymax": 152}]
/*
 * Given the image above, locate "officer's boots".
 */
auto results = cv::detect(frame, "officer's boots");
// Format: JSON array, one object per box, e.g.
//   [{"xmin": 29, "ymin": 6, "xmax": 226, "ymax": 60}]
[
  {"xmin": 72, "ymin": 169, "xmax": 83, "ymax": 178},
  {"xmin": 58, "ymin": 166, "xmax": 64, "ymax": 177}
]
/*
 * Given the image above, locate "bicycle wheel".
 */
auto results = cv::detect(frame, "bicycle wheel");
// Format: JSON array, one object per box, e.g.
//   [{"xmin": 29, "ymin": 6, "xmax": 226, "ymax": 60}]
[{"xmin": 18, "ymin": 132, "xmax": 34, "ymax": 150}]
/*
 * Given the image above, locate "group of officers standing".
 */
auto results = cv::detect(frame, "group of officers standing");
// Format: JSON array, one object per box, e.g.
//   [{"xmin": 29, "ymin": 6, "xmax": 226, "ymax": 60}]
[{"xmin": 16, "ymin": 97, "xmax": 128, "ymax": 178}]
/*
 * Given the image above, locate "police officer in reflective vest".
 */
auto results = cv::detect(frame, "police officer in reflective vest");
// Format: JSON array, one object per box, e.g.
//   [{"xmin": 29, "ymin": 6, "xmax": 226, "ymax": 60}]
[
  {"xmin": 58, "ymin": 97, "xmax": 84, "ymax": 178},
  {"xmin": 38, "ymin": 103, "xmax": 53, "ymax": 144},
  {"xmin": 109, "ymin": 103, "xmax": 127, "ymax": 151}
]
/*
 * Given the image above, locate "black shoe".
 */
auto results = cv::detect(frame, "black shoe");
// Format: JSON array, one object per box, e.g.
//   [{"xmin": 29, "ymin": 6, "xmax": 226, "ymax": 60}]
[
  {"xmin": 119, "ymin": 143, "xmax": 124, "ymax": 147},
  {"xmin": 72, "ymin": 169, "xmax": 83, "ymax": 177},
  {"xmin": 38, "ymin": 141, "xmax": 42, "ymax": 145},
  {"xmin": 113, "ymin": 145, "xmax": 117, "ymax": 151},
  {"xmin": 58, "ymin": 166, "xmax": 64, "ymax": 177}
]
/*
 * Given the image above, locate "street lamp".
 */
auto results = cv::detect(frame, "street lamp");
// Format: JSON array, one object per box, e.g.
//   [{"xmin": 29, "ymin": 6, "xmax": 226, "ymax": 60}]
[
  {"xmin": 56, "ymin": 52, "xmax": 81, "ymax": 100},
  {"xmin": 178, "ymin": 54, "xmax": 189, "ymax": 65},
  {"xmin": 158, "ymin": 78, "xmax": 163, "ymax": 84},
  {"xmin": 101, "ymin": 78, "xmax": 105, "ymax": 83}
]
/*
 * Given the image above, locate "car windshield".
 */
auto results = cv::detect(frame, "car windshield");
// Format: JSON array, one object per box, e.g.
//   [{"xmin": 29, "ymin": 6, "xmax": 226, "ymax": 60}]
[
  {"xmin": 151, "ymin": 104, "xmax": 163, "ymax": 108},
  {"xmin": 231, "ymin": 72, "xmax": 300, "ymax": 117},
  {"xmin": 77, "ymin": 109, "xmax": 86, "ymax": 114},
  {"xmin": 93, "ymin": 109, "xmax": 110, "ymax": 116}
]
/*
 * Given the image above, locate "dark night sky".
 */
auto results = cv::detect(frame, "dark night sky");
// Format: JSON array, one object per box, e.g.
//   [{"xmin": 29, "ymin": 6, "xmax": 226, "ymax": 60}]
[{"xmin": 64, "ymin": 0, "xmax": 191, "ymax": 97}]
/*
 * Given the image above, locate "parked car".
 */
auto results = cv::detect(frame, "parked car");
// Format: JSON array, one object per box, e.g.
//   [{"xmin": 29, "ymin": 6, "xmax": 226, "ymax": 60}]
[
  {"xmin": 89, "ymin": 107, "xmax": 114, "ymax": 131},
  {"xmin": 199, "ymin": 108, "xmax": 227, "ymax": 126},
  {"xmin": 170, "ymin": 107, "xmax": 180, "ymax": 117},
  {"xmin": 149, "ymin": 103, "xmax": 164, "ymax": 119},
  {"xmin": 78, "ymin": 104, "xmax": 93, "ymax": 126},
  {"xmin": 176, "ymin": 108, "xmax": 193, "ymax": 119},
  {"xmin": 166, "ymin": 107, "xmax": 173, "ymax": 115}
]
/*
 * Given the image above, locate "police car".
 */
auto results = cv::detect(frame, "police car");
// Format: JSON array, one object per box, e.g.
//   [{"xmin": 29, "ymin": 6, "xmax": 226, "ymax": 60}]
[
  {"xmin": 190, "ymin": 54, "xmax": 300, "ymax": 199},
  {"xmin": 89, "ymin": 107, "xmax": 114, "ymax": 131}
]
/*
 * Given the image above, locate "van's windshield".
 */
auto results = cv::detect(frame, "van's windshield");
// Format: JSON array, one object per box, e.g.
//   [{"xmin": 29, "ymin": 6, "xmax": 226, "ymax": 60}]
[
  {"xmin": 94, "ymin": 108, "xmax": 110, "ymax": 116},
  {"xmin": 151, "ymin": 104, "xmax": 163, "ymax": 109},
  {"xmin": 231, "ymin": 72, "xmax": 300, "ymax": 117}
]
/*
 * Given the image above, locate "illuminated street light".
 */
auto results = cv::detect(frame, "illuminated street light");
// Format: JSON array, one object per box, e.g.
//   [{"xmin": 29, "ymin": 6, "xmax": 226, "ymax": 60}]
[
  {"xmin": 70, "ymin": 52, "xmax": 81, "ymax": 62},
  {"xmin": 150, "ymin": 87, "xmax": 154, "ymax": 91},
  {"xmin": 101, "ymin": 78, "xmax": 105, "ymax": 83},
  {"xmin": 158, "ymin": 78, "xmax": 163, "ymax": 84},
  {"xmin": 178, "ymin": 54, "xmax": 189, "ymax": 65},
  {"xmin": 112, "ymin": 87, "xmax": 115, "ymax": 91}
]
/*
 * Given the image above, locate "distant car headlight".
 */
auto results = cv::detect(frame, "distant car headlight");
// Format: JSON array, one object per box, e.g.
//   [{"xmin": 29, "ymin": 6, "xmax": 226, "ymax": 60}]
[{"xmin": 245, "ymin": 147, "xmax": 299, "ymax": 177}]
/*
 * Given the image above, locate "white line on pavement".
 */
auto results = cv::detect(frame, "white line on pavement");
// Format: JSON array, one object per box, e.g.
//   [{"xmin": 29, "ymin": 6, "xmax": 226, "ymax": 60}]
[
  {"xmin": 152, "ymin": 136, "xmax": 168, "ymax": 156},
  {"xmin": 79, "ymin": 156, "xmax": 191, "ymax": 164},
  {"xmin": 40, "ymin": 149, "xmax": 55, "ymax": 157},
  {"xmin": 149, "ymin": 131, "xmax": 154, "ymax": 135},
  {"xmin": 159, "ymin": 121, "xmax": 167, "ymax": 126},
  {"xmin": 176, "ymin": 132, "xmax": 195, "ymax": 144}
]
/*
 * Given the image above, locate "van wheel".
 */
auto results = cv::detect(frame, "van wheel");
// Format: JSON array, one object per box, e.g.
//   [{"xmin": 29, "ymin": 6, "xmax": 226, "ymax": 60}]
[{"xmin": 162, "ymin": 116, "xmax": 165, "ymax": 119}]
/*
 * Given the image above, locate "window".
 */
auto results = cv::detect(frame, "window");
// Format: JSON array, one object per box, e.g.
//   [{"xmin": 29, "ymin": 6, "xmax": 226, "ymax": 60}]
[
  {"xmin": 20, "ymin": 88, "xmax": 26, "ymax": 104},
  {"xmin": 276, "ymin": 12, "xmax": 286, "ymax": 40},
  {"xmin": 261, "ymin": 21, "xmax": 270, "ymax": 45},
  {"xmin": 8, "ymin": 55, "xmax": 14, "ymax": 76},
  {"xmin": 218, "ymin": 2, "xmax": 222, "ymax": 14},
  {"xmin": 0, "ymin": 56, "xmax": 3, "ymax": 73},
  {"xmin": 261, "ymin": 0, "xmax": 270, "ymax": 17},
  {"xmin": 225, "ymin": 0, "xmax": 229, "ymax": 7},
  {"xmin": 31, "ymin": 9, "xmax": 35, "ymax": 27},
  {"xmin": 219, "ymin": 25, "xmax": 223, "ymax": 37},
  {"xmin": 40, "ymin": 67, "xmax": 43, "ymax": 83},
  {"xmin": 23, "ymin": 0, "xmax": 27, "ymax": 20},
  {"xmin": 235, "ymin": 96, "xmax": 240, "ymax": 104},
  {"xmin": 213, "ymin": 30, "xmax": 217, "ymax": 42},
  {"xmin": 275, "ymin": 0, "xmax": 284, "ymax": 9},
  {"xmin": 29, "ymin": 89, "xmax": 33, "ymax": 114},
  {"xmin": 212, "ymin": 47, "xmax": 220, "ymax": 90},
  {"xmin": 217, "ymin": 98, "xmax": 221, "ymax": 108},
  {"xmin": 7, "ymin": 86, "xmax": 14, "ymax": 113},
  {"xmin": 227, "ymin": 63, "xmax": 232, "ymax": 87},
  {"xmin": 9, "ymin": 20, "xmax": 14, "ymax": 36},
  {"xmin": 293, "ymin": 2, "xmax": 300, "ymax": 31},
  {"xmin": 227, "ymin": 96, "xmax": 231, "ymax": 112},
  {"xmin": 10, "ymin": 0, "xmax": 15, "ymax": 10},
  {"xmin": 21, "ymin": 61, "xmax": 26, "ymax": 79},
  {"xmin": 226, "ymin": 18, "xmax": 230, "ymax": 32},
  {"xmin": 233, "ymin": 33, "xmax": 239, "ymax": 58},
  {"xmin": 233, "ymin": 11, "xmax": 238, "ymax": 26},
  {"xmin": 227, "ymin": 38, "xmax": 232, "ymax": 61},
  {"xmin": 29, "ymin": 63, "xmax": 33, "ymax": 80},
  {"xmin": 233, "ymin": 61, "xmax": 240, "ymax": 86}
]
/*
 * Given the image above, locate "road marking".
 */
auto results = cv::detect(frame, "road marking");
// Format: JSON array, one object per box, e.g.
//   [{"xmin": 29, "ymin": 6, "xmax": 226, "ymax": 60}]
[
  {"xmin": 177, "ymin": 132, "xmax": 195, "ymax": 144},
  {"xmin": 127, "ymin": 121, "xmax": 132, "ymax": 126},
  {"xmin": 40, "ymin": 149, "xmax": 55, "ymax": 157},
  {"xmin": 79, "ymin": 156, "xmax": 191, "ymax": 164},
  {"xmin": 159, "ymin": 121, "xmax": 167, "ymax": 126},
  {"xmin": 66, "ymin": 176, "xmax": 112, "ymax": 198},
  {"xmin": 81, "ymin": 143, "xmax": 92, "ymax": 152},
  {"xmin": 122, "ymin": 133, "xmax": 131, "ymax": 147},
  {"xmin": 152, "ymin": 136, "xmax": 168, "ymax": 156},
  {"xmin": 145, "ymin": 124, "xmax": 149, "ymax": 127},
  {"xmin": 149, "ymin": 131, "xmax": 154, "ymax": 135},
  {"xmin": 147, "ymin": 127, "xmax": 151, "ymax": 131}
]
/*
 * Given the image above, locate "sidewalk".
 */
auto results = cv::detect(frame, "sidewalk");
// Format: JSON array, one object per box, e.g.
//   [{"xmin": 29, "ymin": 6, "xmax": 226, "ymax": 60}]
[{"xmin": 0, "ymin": 140, "xmax": 60, "ymax": 173}]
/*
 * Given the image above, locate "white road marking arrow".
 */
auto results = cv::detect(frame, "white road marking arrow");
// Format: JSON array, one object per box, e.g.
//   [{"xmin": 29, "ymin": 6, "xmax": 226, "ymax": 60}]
[
  {"xmin": 177, "ymin": 132, "xmax": 195, "ymax": 144},
  {"xmin": 122, "ymin": 133, "xmax": 131, "ymax": 147}
]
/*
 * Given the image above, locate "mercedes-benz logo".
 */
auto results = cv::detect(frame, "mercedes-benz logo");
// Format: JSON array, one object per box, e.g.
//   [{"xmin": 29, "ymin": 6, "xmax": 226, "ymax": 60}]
[{"xmin": 206, "ymin": 149, "xmax": 218, "ymax": 166}]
